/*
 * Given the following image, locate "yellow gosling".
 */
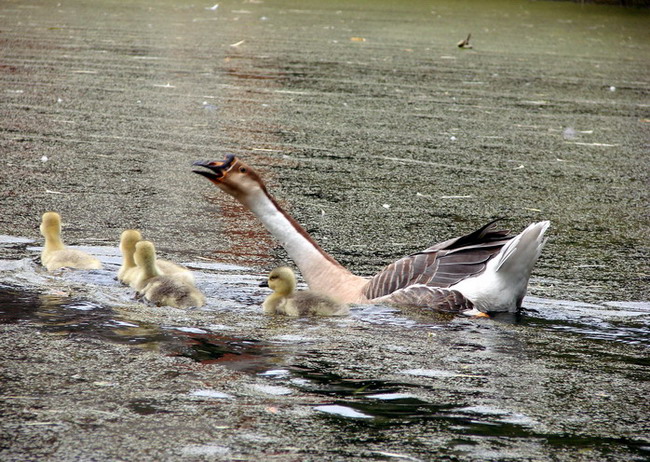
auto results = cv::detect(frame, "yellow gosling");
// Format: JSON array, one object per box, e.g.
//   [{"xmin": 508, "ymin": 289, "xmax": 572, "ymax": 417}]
[
  {"xmin": 39, "ymin": 212, "xmax": 102, "ymax": 271},
  {"xmin": 118, "ymin": 229, "xmax": 194, "ymax": 286},
  {"xmin": 262, "ymin": 267, "xmax": 349, "ymax": 317},
  {"xmin": 118, "ymin": 229, "xmax": 142, "ymax": 284},
  {"xmin": 139, "ymin": 276, "xmax": 206, "ymax": 308},
  {"xmin": 133, "ymin": 240, "xmax": 204, "ymax": 308}
]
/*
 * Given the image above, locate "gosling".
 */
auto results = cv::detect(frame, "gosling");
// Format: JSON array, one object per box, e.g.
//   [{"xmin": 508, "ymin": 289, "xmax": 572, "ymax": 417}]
[
  {"xmin": 133, "ymin": 240, "xmax": 205, "ymax": 308},
  {"xmin": 118, "ymin": 229, "xmax": 194, "ymax": 286},
  {"xmin": 39, "ymin": 212, "xmax": 102, "ymax": 271},
  {"xmin": 262, "ymin": 267, "xmax": 349, "ymax": 317}
]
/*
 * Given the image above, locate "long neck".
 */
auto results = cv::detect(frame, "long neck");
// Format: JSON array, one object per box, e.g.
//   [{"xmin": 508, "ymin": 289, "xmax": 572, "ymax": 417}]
[
  {"xmin": 139, "ymin": 255, "xmax": 161, "ymax": 279},
  {"xmin": 242, "ymin": 190, "xmax": 368, "ymax": 302},
  {"xmin": 122, "ymin": 246, "xmax": 136, "ymax": 269},
  {"xmin": 43, "ymin": 229, "xmax": 65, "ymax": 253}
]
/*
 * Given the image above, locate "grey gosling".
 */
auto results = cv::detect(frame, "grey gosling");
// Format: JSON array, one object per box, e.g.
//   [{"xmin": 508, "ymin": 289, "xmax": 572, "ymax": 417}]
[{"xmin": 133, "ymin": 240, "xmax": 205, "ymax": 308}]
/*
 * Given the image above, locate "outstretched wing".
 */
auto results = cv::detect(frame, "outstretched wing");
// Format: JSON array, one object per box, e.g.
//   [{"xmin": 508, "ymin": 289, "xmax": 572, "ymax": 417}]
[{"xmin": 363, "ymin": 219, "xmax": 512, "ymax": 300}]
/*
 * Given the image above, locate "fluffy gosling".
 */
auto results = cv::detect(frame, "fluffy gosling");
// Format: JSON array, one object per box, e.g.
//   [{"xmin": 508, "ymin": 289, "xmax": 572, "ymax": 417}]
[
  {"xmin": 133, "ymin": 240, "xmax": 204, "ymax": 308},
  {"xmin": 262, "ymin": 266, "xmax": 348, "ymax": 317},
  {"xmin": 39, "ymin": 211, "xmax": 102, "ymax": 271},
  {"xmin": 118, "ymin": 229, "xmax": 194, "ymax": 286}
]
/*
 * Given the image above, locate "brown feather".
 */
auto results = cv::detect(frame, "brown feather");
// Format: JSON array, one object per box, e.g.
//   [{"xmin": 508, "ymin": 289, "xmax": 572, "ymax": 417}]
[
  {"xmin": 363, "ymin": 220, "xmax": 513, "ymax": 300},
  {"xmin": 376, "ymin": 286, "xmax": 474, "ymax": 313}
]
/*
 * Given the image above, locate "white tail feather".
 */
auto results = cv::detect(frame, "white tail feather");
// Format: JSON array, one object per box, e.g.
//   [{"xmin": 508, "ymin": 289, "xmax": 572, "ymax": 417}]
[
  {"xmin": 495, "ymin": 221, "xmax": 550, "ymax": 273},
  {"xmin": 451, "ymin": 221, "xmax": 550, "ymax": 312}
]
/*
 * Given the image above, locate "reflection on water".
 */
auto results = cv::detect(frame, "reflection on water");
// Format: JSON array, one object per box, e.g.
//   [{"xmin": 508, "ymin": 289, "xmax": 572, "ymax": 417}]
[{"xmin": 0, "ymin": 243, "xmax": 649, "ymax": 459}]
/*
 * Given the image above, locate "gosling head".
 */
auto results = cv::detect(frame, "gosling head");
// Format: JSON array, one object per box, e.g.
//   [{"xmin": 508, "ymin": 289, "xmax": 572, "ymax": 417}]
[
  {"xmin": 40, "ymin": 211, "xmax": 62, "ymax": 237},
  {"xmin": 192, "ymin": 155, "xmax": 267, "ymax": 202},
  {"xmin": 120, "ymin": 229, "xmax": 142, "ymax": 255},
  {"xmin": 134, "ymin": 240, "xmax": 157, "ymax": 268},
  {"xmin": 267, "ymin": 266, "xmax": 297, "ymax": 296}
]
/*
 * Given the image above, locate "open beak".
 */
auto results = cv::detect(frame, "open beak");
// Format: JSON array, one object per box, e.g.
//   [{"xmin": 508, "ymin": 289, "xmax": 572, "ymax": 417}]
[{"xmin": 192, "ymin": 154, "xmax": 236, "ymax": 182}]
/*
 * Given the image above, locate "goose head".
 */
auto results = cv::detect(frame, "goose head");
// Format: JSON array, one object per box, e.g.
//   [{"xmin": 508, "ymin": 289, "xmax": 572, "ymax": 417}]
[
  {"xmin": 134, "ymin": 240, "xmax": 157, "ymax": 269},
  {"xmin": 193, "ymin": 155, "xmax": 267, "ymax": 203},
  {"xmin": 120, "ymin": 229, "xmax": 142, "ymax": 256},
  {"xmin": 40, "ymin": 211, "xmax": 62, "ymax": 238},
  {"xmin": 266, "ymin": 266, "xmax": 297, "ymax": 296}
]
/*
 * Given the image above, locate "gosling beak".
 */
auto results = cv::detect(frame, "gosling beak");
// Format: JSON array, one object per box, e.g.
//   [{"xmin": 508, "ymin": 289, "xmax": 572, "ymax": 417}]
[
  {"xmin": 259, "ymin": 279, "xmax": 269, "ymax": 288},
  {"xmin": 192, "ymin": 154, "xmax": 237, "ymax": 182}
]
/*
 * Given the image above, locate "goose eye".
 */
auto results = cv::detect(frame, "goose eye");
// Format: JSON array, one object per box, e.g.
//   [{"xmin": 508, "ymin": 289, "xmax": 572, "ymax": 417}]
[{"xmin": 239, "ymin": 167, "xmax": 247, "ymax": 173}]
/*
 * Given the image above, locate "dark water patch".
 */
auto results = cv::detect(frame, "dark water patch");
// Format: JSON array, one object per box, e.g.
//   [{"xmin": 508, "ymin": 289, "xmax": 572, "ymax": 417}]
[
  {"xmin": 314, "ymin": 398, "xmax": 650, "ymax": 459},
  {"xmin": 542, "ymin": 434, "xmax": 650, "ymax": 457},
  {"xmin": 521, "ymin": 306, "xmax": 650, "ymax": 348},
  {"xmin": 173, "ymin": 334, "xmax": 276, "ymax": 373},
  {"xmin": 0, "ymin": 285, "xmax": 42, "ymax": 324},
  {"xmin": 285, "ymin": 364, "xmax": 402, "ymax": 398},
  {"xmin": 0, "ymin": 285, "xmax": 278, "ymax": 371},
  {"xmin": 128, "ymin": 398, "xmax": 171, "ymax": 416}
]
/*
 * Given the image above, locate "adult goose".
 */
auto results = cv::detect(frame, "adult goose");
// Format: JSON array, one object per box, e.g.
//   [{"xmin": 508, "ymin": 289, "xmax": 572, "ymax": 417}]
[
  {"xmin": 39, "ymin": 212, "xmax": 102, "ymax": 271},
  {"xmin": 193, "ymin": 155, "xmax": 549, "ymax": 315},
  {"xmin": 262, "ymin": 266, "xmax": 349, "ymax": 317}
]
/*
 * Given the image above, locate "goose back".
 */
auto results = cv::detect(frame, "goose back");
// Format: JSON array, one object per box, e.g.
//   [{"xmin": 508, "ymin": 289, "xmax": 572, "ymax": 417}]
[{"xmin": 140, "ymin": 276, "xmax": 205, "ymax": 308}]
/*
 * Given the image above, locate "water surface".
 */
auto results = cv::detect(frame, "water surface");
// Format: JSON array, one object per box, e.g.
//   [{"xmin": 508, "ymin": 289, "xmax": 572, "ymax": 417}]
[{"xmin": 1, "ymin": 0, "xmax": 649, "ymax": 460}]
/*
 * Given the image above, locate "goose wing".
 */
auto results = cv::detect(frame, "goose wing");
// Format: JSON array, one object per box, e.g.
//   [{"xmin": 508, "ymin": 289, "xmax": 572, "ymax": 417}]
[
  {"xmin": 363, "ymin": 219, "xmax": 512, "ymax": 300},
  {"xmin": 374, "ymin": 286, "xmax": 475, "ymax": 313}
]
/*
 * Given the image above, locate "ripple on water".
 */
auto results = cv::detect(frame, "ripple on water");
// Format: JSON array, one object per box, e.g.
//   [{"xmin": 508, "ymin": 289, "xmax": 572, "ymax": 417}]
[
  {"xmin": 314, "ymin": 404, "xmax": 373, "ymax": 419},
  {"xmin": 190, "ymin": 389, "xmax": 234, "ymax": 399}
]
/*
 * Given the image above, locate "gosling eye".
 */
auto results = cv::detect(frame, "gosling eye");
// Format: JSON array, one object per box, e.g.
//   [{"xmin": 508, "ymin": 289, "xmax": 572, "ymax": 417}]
[{"xmin": 239, "ymin": 167, "xmax": 247, "ymax": 173}]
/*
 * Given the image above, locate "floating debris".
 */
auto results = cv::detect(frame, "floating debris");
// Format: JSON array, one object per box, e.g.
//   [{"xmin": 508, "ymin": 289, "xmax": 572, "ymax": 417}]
[
  {"xmin": 457, "ymin": 33, "xmax": 472, "ymax": 49},
  {"xmin": 230, "ymin": 39, "xmax": 246, "ymax": 47},
  {"xmin": 570, "ymin": 142, "xmax": 617, "ymax": 147},
  {"xmin": 93, "ymin": 381, "xmax": 117, "ymax": 387},
  {"xmin": 563, "ymin": 127, "xmax": 577, "ymax": 139}
]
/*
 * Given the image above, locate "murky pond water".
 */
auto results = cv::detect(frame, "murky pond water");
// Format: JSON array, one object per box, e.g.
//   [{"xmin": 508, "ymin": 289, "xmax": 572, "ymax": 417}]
[
  {"xmin": 1, "ymin": 236, "xmax": 649, "ymax": 460},
  {"xmin": 1, "ymin": 0, "xmax": 649, "ymax": 460}
]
